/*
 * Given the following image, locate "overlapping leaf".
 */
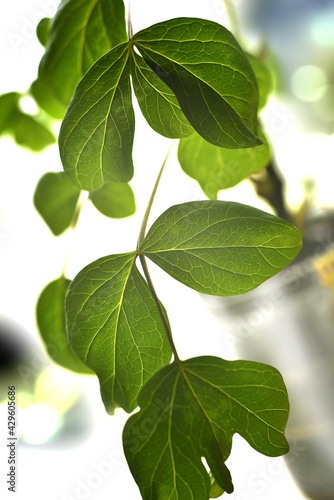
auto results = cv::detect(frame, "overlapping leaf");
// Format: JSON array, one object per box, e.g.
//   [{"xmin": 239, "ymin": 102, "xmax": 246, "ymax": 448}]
[
  {"xmin": 34, "ymin": 172, "xmax": 81, "ymax": 236},
  {"xmin": 248, "ymin": 53, "xmax": 274, "ymax": 110},
  {"xmin": 36, "ymin": 277, "xmax": 93, "ymax": 374},
  {"xmin": 59, "ymin": 43, "xmax": 135, "ymax": 191},
  {"xmin": 8, "ymin": 110, "xmax": 56, "ymax": 152},
  {"xmin": 0, "ymin": 92, "xmax": 20, "ymax": 134},
  {"xmin": 139, "ymin": 200, "xmax": 303, "ymax": 296},
  {"xmin": 38, "ymin": 0, "xmax": 127, "ymax": 107},
  {"xmin": 133, "ymin": 18, "xmax": 261, "ymax": 148},
  {"xmin": 178, "ymin": 129, "xmax": 271, "ymax": 199},
  {"xmin": 89, "ymin": 182, "xmax": 136, "ymax": 218},
  {"xmin": 36, "ymin": 17, "xmax": 51, "ymax": 47},
  {"xmin": 123, "ymin": 356, "xmax": 290, "ymax": 499},
  {"xmin": 30, "ymin": 79, "xmax": 66, "ymax": 120},
  {"xmin": 66, "ymin": 252, "xmax": 172, "ymax": 413},
  {"xmin": 131, "ymin": 52, "xmax": 193, "ymax": 138}
]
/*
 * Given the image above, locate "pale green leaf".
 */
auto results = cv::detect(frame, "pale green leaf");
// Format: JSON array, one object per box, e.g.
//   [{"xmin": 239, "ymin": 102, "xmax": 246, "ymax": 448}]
[
  {"xmin": 89, "ymin": 182, "xmax": 136, "ymax": 218},
  {"xmin": 34, "ymin": 172, "xmax": 81, "ymax": 236},
  {"xmin": 59, "ymin": 43, "xmax": 134, "ymax": 191},
  {"xmin": 38, "ymin": 0, "xmax": 127, "ymax": 106},
  {"xmin": 133, "ymin": 18, "xmax": 261, "ymax": 148},
  {"xmin": 178, "ymin": 130, "xmax": 271, "ymax": 199},
  {"xmin": 9, "ymin": 110, "xmax": 56, "ymax": 152},
  {"xmin": 36, "ymin": 277, "xmax": 93, "ymax": 374},
  {"xmin": 248, "ymin": 53, "xmax": 274, "ymax": 110},
  {"xmin": 0, "ymin": 92, "xmax": 20, "ymax": 134},
  {"xmin": 139, "ymin": 201, "xmax": 303, "ymax": 296},
  {"xmin": 131, "ymin": 52, "xmax": 193, "ymax": 138},
  {"xmin": 123, "ymin": 356, "xmax": 290, "ymax": 499},
  {"xmin": 66, "ymin": 252, "xmax": 172, "ymax": 413},
  {"xmin": 36, "ymin": 17, "xmax": 51, "ymax": 47},
  {"xmin": 30, "ymin": 79, "xmax": 66, "ymax": 120}
]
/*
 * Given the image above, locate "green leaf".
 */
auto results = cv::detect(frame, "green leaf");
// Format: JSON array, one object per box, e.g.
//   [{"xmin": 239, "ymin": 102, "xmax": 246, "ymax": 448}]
[
  {"xmin": 38, "ymin": 0, "xmax": 127, "ymax": 107},
  {"xmin": 59, "ymin": 43, "xmax": 135, "ymax": 191},
  {"xmin": 248, "ymin": 53, "xmax": 274, "ymax": 110},
  {"xmin": 131, "ymin": 52, "xmax": 193, "ymax": 138},
  {"xmin": 34, "ymin": 172, "xmax": 81, "ymax": 236},
  {"xmin": 36, "ymin": 17, "xmax": 51, "ymax": 47},
  {"xmin": 139, "ymin": 200, "xmax": 303, "ymax": 296},
  {"xmin": 30, "ymin": 79, "xmax": 66, "ymax": 120},
  {"xmin": 89, "ymin": 182, "xmax": 136, "ymax": 218},
  {"xmin": 133, "ymin": 18, "xmax": 261, "ymax": 149},
  {"xmin": 36, "ymin": 277, "xmax": 93, "ymax": 374},
  {"xmin": 123, "ymin": 356, "xmax": 290, "ymax": 499},
  {"xmin": 8, "ymin": 110, "xmax": 56, "ymax": 151},
  {"xmin": 65, "ymin": 252, "xmax": 172, "ymax": 414},
  {"xmin": 210, "ymin": 476, "xmax": 225, "ymax": 498},
  {"xmin": 178, "ymin": 129, "xmax": 271, "ymax": 199},
  {"xmin": 0, "ymin": 92, "xmax": 20, "ymax": 134}
]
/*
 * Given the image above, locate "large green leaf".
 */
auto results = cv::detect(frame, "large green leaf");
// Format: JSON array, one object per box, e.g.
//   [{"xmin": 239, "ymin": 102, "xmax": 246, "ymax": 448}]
[
  {"xmin": 66, "ymin": 252, "xmax": 172, "ymax": 413},
  {"xmin": 59, "ymin": 42, "xmax": 135, "ymax": 191},
  {"xmin": 178, "ymin": 129, "xmax": 271, "ymax": 199},
  {"xmin": 133, "ymin": 18, "xmax": 261, "ymax": 148},
  {"xmin": 123, "ymin": 356, "xmax": 290, "ymax": 499},
  {"xmin": 34, "ymin": 172, "xmax": 81, "ymax": 236},
  {"xmin": 38, "ymin": 0, "xmax": 127, "ymax": 107},
  {"xmin": 36, "ymin": 277, "xmax": 93, "ymax": 374},
  {"xmin": 89, "ymin": 182, "xmax": 136, "ymax": 218},
  {"xmin": 131, "ymin": 52, "xmax": 193, "ymax": 138},
  {"xmin": 8, "ymin": 110, "xmax": 56, "ymax": 152},
  {"xmin": 0, "ymin": 92, "xmax": 20, "ymax": 134},
  {"xmin": 139, "ymin": 201, "xmax": 303, "ymax": 296}
]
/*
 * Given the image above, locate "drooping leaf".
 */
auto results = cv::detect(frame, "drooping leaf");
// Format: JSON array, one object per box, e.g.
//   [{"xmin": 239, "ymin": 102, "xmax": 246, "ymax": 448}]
[
  {"xmin": 36, "ymin": 277, "xmax": 93, "ymax": 374},
  {"xmin": 89, "ymin": 182, "xmax": 136, "ymax": 218},
  {"xmin": 59, "ymin": 42, "xmax": 135, "ymax": 191},
  {"xmin": 34, "ymin": 172, "xmax": 81, "ymax": 236},
  {"xmin": 30, "ymin": 79, "xmax": 66, "ymax": 120},
  {"xmin": 123, "ymin": 356, "xmax": 290, "ymax": 499},
  {"xmin": 248, "ymin": 53, "xmax": 274, "ymax": 110},
  {"xmin": 8, "ymin": 110, "xmax": 56, "ymax": 151},
  {"xmin": 133, "ymin": 18, "xmax": 261, "ymax": 148},
  {"xmin": 36, "ymin": 17, "xmax": 51, "ymax": 47},
  {"xmin": 38, "ymin": 0, "xmax": 127, "ymax": 107},
  {"xmin": 178, "ymin": 129, "xmax": 271, "ymax": 199},
  {"xmin": 139, "ymin": 200, "xmax": 303, "ymax": 296},
  {"xmin": 210, "ymin": 476, "xmax": 225, "ymax": 498},
  {"xmin": 66, "ymin": 252, "xmax": 172, "ymax": 414},
  {"xmin": 0, "ymin": 92, "xmax": 20, "ymax": 134},
  {"xmin": 131, "ymin": 52, "xmax": 193, "ymax": 138}
]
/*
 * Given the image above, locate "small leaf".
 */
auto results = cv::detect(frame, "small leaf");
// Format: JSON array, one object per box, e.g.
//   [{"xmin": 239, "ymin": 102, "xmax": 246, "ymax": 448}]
[
  {"xmin": 133, "ymin": 18, "xmax": 261, "ymax": 148},
  {"xmin": 123, "ymin": 356, "xmax": 290, "ymax": 499},
  {"xmin": 36, "ymin": 277, "xmax": 93, "ymax": 374},
  {"xmin": 30, "ymin": 79, "xmax": 66, "ymax": 120},
  {"xmin": 66, "ymin": 252, "xmax": 172, "ymax": 414},
  {"xmin": 8, "ymin": 110, "xmax": 56, "ymax": 152},
  {"xmin": 34, "ymin": 172, "xmax": 81, "ymax": 236},
  {"xmin": 139, "ymin": 200, "xmax": 303, "ymax": 296},
  {"xmin": 38, "ymin": 0, "xmax": 127, "ymax": 106},
  {"xmin": 131, "ymin": 52, "xmax": 193, "ymax": 138},
  {"xmin": 178, "ymin": 129, "xmax": 271, "ymax": 199},
  {"xmin": 210, "ymin": 476, "xmax": 225, "ymax": 498},
  {"xmin": 248, "ymin": 53, "xmax": 274, "ymax": 110},
  {"xmin": 89, "ymin": 182, "xmax": 136, "ymax": 218},
  {"xmin": 36, "ymin": 17, "xmax": 51, "ymax": 47},
  {"xmin": 0, "ymin": 92, "xmax": 20, "ymax": 134},
  {"xmin": 59, "ymin": 43, "xmax": 135, "ymax": 191}
]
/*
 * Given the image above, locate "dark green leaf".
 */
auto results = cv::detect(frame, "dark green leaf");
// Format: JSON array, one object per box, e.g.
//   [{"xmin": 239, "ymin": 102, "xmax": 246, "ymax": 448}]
[
  {"xmin": 248, "ymin": 53, "xmax": 274, "ymax": 110},
  {"xmin": 139, "ymin": 200, "xmax": 303, "ymax": 296},
  {"xmin": 131, "ymin": 52, "xmax": 193, "ymax": 138},
  {"xmin": 89, "ymin": 182, "xmax": 136, "ymax": 218},
  {"xmin": 0, "ymin": 92, "xmax": 20, "ymax": 134},
  {"xmin": 36, "ymin": 17, "xmax": 51, "ymax": 47},
  {"xmin": 30, "ymin": 79, "xmax": 66, "ymax": 120},
  {"xmin": 38, "ymin": 0, "xmax": 127, "ymax": 106},
  {"xmin": 8, "ymin": 110, "xmax": 56, "ymax": 151},
  {"xmin": 123, "ymin": 356, "xmax": 290, "ymax": 499},
  {"xmin": 59, "ymin": 43, "xmax": 135, "ymax": 191},
  {"xmin": 34, "ymin": 172, "xmax": 81, "ymax": 236},
  {"xmin": 36, "ymin": 277, "xmax": 93, "ymax": 374},
  {"xmin": 133, "ymin": 18, "xmax": 261, "ymax": 148},
  {"xmin": 66, "ymin": 252, "xmax": 172, "ymax": 414},
  {"xmin": 178, "ymin": 130, "xmax": 271, "ymax": 199}
]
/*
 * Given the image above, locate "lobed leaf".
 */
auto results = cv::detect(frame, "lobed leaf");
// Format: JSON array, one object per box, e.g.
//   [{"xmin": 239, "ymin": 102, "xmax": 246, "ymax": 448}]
[
  {"xmin": 133, "ymin": 18, "xmax": 261, "ymax": 148},
  {"xmin": 178, "ymin": 129, "xmax": 271, "ymax": 199},
  {"xmin": 36, "ymin": 277, "xmax": 93, "ymax": 374},
  {"xmin": 123, "ymin": 356, "xmax": 290, "ymax": 499},
  {"xmin": 139, "ymin": 200, "xmax": 303, "ymax": 296},
  {"xmin": 89, "ymin": 182, "xmax": 136, "ymax": 218},
  {"xmin": 59, "ymin": 43, "xmax": 135, "ymax": 191},
  {"xmin": 65, "ymin": 252, "xmax": 172, "ymax": 413},
  {"xmin": 34, "ymin": 172, "xmax": 81, "ymax": 236}
]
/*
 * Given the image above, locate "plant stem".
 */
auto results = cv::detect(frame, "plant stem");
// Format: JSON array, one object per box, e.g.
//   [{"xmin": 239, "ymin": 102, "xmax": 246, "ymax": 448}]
[
  {"xmin": 222, "ymin": 0, "xmax": 240, "ymax": 39},
  {"xmin": 127, "ymin": 0, "xmax": 133, "ymax": 39}
]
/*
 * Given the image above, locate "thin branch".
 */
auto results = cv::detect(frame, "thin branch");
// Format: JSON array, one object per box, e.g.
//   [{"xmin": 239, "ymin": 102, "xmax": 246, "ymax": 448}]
[{"xmin": 222, "ymin": 0, "xmax": 240, "ymax": 39}]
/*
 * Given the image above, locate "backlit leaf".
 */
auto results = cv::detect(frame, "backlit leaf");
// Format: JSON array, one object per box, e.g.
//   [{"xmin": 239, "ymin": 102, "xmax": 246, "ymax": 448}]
[
  {"xmin": 89, "ymin": 182, "xmax": 136, "ymax": 218},
  {"xmin": 9, "ymin": 110, "xmax": 56, "ymax": 152},
  {"xmin": 248, "ymin": 53, "xmax": 274, "ymax": 110},
  {"xmin": 0, "ymin": 92, "xmax": 20, "ymax": 134},
  {"xmin": 30, "ymin": 79, "xmax": 66, "ymax": 120},
  {"xmin": 36, "ymin": 17, "xmax": 51, "ymax": 47}
]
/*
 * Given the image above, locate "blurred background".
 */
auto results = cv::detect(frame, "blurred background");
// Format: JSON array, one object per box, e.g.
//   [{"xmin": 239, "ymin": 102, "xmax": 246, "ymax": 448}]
[{"xmin": 1, "ymin": 0, "xmax": 333, "ymax": 498}]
